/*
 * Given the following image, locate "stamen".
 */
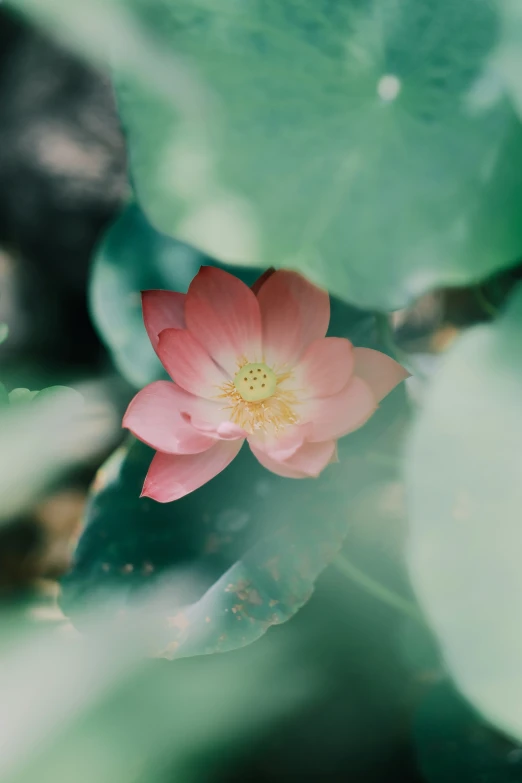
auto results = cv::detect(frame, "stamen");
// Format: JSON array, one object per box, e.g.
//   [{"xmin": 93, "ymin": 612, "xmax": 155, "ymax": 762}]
[{"xmin": 218, "ymin": 362, "xmax": 299, "ymax": 435}]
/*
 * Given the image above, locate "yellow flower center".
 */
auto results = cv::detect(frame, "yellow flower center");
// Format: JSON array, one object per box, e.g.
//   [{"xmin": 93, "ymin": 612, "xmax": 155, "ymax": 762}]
[
  {"xmin": 217, "ymin": 361, "xmax": 299, "ymax": 434},
  {"xmin": 233, "ymin": 362, "xmax": 277, "ymax": 402}
]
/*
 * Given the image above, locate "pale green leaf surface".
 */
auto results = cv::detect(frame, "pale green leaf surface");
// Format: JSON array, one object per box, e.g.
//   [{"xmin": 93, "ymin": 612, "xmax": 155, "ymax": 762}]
[
  {"xmin": 9, "ymin": 0, "xmax": 522, "ymax": 307},
  {"xmin": 116, "ymin": 0, "xmax": 522, "ymax": 308},
  {"xmin": 0, "ymin": 385, "xmax": 95, "ymax": 523},
  {"xmin": 407, "ymin": 283, "xmax": 522, "ymax": 741},
  {"xmin": 0, "ymin": 599, "xmax": 308, "ymax": 783}
]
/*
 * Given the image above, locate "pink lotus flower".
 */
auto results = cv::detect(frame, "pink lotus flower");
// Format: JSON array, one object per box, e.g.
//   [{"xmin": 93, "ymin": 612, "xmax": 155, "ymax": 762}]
[{"xmin": 123, "ymin": 267, "xmax": 408, "ymax": 502}]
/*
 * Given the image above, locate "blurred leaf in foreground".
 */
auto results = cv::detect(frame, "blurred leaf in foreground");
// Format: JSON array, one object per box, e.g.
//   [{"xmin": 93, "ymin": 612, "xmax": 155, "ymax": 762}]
[
  {"xmin": 7, "ymin": 389, "xmax": 39, "ymax": 404},
  {"xmin": 0, "ymin": 589, "xmax": 310, "ymax": 783},
  {"xmin": 0, "ymin": 386, "xmax": 83, "ymax": 523},
  {"xmin": 0, "ymin": 383, "xmax": 115, "ymax": 524},
  {"xmin": 407, "ymin": 283, "xmax": 522, "ymax": 742}
]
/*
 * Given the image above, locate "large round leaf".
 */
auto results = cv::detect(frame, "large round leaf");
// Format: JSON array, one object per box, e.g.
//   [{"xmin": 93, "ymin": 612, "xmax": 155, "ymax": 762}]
[
  {"xmin": 406, "ymin": 284, "xmax": 522, "ymax": 741},
  {"xmin": 116, "ymin": 0, "xmax": 522, "ymax": 309}
]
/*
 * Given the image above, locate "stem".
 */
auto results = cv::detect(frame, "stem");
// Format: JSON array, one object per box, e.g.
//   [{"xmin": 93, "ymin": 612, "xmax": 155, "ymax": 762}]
[{"xmin": 334, "ymin": 555, "xmax": 424, "ymax": 624}]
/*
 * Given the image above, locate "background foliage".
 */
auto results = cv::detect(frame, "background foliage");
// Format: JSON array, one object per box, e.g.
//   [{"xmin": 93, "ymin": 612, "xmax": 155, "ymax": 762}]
[{"xmin": 1, "ymin": 0, "xmax": 522, "ymax": 781}]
